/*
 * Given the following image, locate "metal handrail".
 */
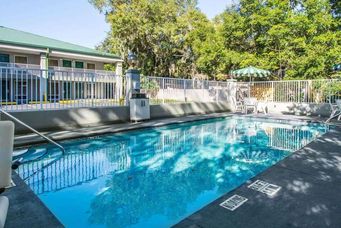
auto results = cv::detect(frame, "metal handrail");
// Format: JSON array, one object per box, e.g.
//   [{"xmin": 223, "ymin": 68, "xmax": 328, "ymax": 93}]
[
  {"xmin": 325, "ymin": 100, "xmax": 341, "ymax": 123},
  {"xmin": 0, "ymin": 109, "xmax": 65, "ymax": 154}
]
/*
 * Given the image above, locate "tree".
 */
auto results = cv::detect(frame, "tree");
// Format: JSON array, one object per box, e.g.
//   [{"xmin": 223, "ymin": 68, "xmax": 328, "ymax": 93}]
[
  {"xmin": 90, "ymin": 0, "xmax": 212, "ymax": 78},
  {"xmin": 90, "ymin": 0, "xmax": 341, "ymax": 80},
  {"xmin": 217, "ymin": 0, "xmax": 341, "ymax": 79}
]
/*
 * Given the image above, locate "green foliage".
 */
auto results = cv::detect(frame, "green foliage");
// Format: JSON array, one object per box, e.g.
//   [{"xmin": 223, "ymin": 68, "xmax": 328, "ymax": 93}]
[
  {"xmin": 140, "ymin": 75, "xmax": 159, "ymax": 90},
  {"xmin": 103, "ymin": 64, "xmax": 116, "ymax": 72},
  {"xmin": 90, "ymin": 0, "xmax": 341, "ymax": 80},
  {"xmin": 219, "ymin": 0, "xmax": 341, "ymax": 80},
  {"xmin": 140, "ymin": 75, "xmax": 160, "ymax": 98},
  {"xmin": 90, "ymin": 0, "xmax": 206, "ymax": 78}
]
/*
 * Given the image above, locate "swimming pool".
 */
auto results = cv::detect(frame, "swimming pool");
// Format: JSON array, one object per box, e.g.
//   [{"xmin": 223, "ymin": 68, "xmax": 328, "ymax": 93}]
[{"xmin": 17, "ymin": 116, "xmax": 328, "ymax": 227}]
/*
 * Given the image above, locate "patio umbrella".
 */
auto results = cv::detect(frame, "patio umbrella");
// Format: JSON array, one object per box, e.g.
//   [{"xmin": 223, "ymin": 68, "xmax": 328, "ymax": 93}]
[
  {"xmin": 333, "ymin": 63, "xmax": 341, "ymax": 71},
  {"xmin": 231, "ymin": 66, "xmax": 271, "ymax": 82}
]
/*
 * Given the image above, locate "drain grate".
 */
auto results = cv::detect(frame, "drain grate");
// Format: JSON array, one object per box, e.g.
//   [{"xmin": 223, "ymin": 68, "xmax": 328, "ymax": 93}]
[
  {"xmin": 220, "ymin": 195, "xmax": 248, "ymax": 211},
  {"xmin": 260, "ymin": 184, "xmax": 281, "ymax": 196},
  {"xmin": 248, "ymin": 180, "xmax": 269, "ymax": 191},
  {"xmin": 248, "ymin": 180, "xmax": 281, "ymax": 196}
]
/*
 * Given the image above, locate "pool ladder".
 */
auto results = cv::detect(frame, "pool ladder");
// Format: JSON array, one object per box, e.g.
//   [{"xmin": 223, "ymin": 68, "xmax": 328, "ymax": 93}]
[{"xmin": 0, "ymin": 109, "xmax": 65, "ymax": 155}]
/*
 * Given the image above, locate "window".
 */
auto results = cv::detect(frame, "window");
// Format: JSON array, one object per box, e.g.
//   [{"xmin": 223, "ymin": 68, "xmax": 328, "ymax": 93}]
[
  {"xmin": 87, "ymin": 63, "xmax": 96, "ymax": 70},
  {"xmin": 49, "ymin": 59, "xmax": 59, "ymax": 67},
  {"xmin": 75, "ymin": 61, "xmax": 84, "ymax": 69},
  {"xmin": 63, "ymin": 60, "xmax": 72, "ymax": 68},
  {"xmin": 14, "ymin": 56, "xmax": 28, "ymax": 64},
  {"xmin": 0, "ymin": 54, "xmax": 9, "ymax": 63}
]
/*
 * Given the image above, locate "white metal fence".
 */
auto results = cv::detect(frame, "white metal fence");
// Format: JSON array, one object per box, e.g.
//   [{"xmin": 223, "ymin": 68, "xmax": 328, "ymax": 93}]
[
  {"xmin": 1, "ymin": 65, "xmax": 340, "ymax": 112},
  {"xmin": 238, "ymin": 79, "xmax": 341, "ymax": 104},
  {"xmin": 141, "ymin": 77, "xmax": 341, "ymax": 105},
  {"xmin": 0, "ymin": 67, "xmax": 125, "ymax": 112},
  {"xmin": 140, "ymin": 76, "xmax": 234, "ymax": 104}
]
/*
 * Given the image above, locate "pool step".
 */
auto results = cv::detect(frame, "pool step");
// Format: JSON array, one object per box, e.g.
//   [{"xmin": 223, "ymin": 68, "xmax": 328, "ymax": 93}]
[
  {"xmin": 13, "ymin": 148, "xmax": 29, "ymax": 157},
  {"xmin": 13, "ymin": 148, "xmax": 49, "ymax": 164}
]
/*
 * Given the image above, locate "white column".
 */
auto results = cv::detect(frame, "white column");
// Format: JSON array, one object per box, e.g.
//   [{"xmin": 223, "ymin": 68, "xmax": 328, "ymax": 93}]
[
  {"xmin": 40, "ymin": 53, "xmax": 48, "ymax": 105},
  {"xmin": 0, "ymin": 121, "xmax": 13, "ymax": 228},
  {"xmin": 71, "ymin": 60, "xmax": 76, "ymax": 68},
  {"xmin": 0, "ymin": 121, "xmax": 14, "ymax": 189},
  {"xmin": 115, "ymin": 62, "xmax": 123, "ymax": 76},
  {"xmin": 115, "ymin": 62, "xmax": 123, "ymax": 103}
]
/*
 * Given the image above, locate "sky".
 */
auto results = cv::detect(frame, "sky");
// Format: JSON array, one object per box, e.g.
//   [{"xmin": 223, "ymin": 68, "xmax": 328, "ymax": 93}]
[{"xmin": 0, "ymin": 0, "xmax": 233, "ymax": 48}]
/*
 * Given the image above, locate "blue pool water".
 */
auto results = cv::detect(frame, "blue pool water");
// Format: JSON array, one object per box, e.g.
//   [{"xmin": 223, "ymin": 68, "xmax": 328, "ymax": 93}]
[{"xmin": 17, "ymin": 117, "xmax": 328, "ymax": 227}]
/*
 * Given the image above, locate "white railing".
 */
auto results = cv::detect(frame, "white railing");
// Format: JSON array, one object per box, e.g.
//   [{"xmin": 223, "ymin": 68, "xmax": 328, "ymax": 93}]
[
  {"xmin": 0, "ymin": 62, "xmax": 41, "ymax": 69},
  {"xmin": 141, "ymin": 76, "xmax": 234, "ymax": 104},
  {"xmin": 50, "ymin": 66, "xmax": 117, "ymax": 76},
  {"xmin": 0, "ymin": 66, "xmax": 125, "ymax": 112},
  {"xmin": 239, "ymin": 79, "xmax": 341, "ymax": 104},
  {"xmin": 2, "ymin": 64, "xmax": 339, "ymax": 112},
  {"xmin": 0, "ymin": 63, "xmax": 118, "ymax": 75},
  {"xmin": 0, "ymin": 68, "xmax": 234, "ymax": 111}
]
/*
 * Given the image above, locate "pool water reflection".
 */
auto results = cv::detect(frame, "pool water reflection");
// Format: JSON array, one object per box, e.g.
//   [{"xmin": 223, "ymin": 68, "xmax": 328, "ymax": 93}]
[{"xmin": 17, "ymin": 117, "xmax": 328, "ymax": 227}]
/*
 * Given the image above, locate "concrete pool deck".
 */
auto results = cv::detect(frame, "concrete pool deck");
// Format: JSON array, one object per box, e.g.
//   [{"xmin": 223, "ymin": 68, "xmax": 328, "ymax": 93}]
[
  {"xmin": 3, "ymin": 173, "xmax": 63, "ymax": 228},
  {"xmin": 3, "ymin": 113, "xmax": 341, "ymax": 227}
]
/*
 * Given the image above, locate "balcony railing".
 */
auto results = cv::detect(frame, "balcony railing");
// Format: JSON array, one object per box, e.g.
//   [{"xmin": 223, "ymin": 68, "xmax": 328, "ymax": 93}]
[
  {"xmin": 0, "ymin": 62, "xmax": 41, "ymax": 69},
  {"xmin": 49, "ymin": 66, "xmax": 116, "ymax": 76},
  {"xmin": 0, "ymin": 62, "xmax": 117, "ymax": 76}
]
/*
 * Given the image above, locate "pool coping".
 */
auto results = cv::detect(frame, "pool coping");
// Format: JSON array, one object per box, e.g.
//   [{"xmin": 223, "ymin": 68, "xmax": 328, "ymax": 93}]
[
  {"xmin": 14, "ymin": 112, "xmax": 234, "ymax": 148},
  {"xmin": 3, "ymin": 172, "xmax": 64, "ymax": 228},
  {"xmin": 6, "ymin": 113, "xmax": 341, "ymax": 228},
  {"xmin": 14, "ymin": 112, "xmax": 336, "ymax": 148}
]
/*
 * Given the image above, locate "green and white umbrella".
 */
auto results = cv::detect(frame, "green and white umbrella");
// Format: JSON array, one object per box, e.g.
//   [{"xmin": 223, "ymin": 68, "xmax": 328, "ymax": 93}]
[{"xmin": 231, "ymin": 66, "xmax": 271, "ymax": 81}]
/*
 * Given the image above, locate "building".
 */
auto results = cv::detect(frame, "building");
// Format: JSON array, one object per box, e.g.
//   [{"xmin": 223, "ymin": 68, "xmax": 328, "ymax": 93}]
[{"xmin": 0, "ymin": 26, "xmax": 123, "ymax": 105}]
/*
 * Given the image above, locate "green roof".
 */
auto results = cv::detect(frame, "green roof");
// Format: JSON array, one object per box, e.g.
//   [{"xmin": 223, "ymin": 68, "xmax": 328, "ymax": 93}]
[{"xmin": 0, "ymin": 26, "xmax": 120, "ymax": 60}]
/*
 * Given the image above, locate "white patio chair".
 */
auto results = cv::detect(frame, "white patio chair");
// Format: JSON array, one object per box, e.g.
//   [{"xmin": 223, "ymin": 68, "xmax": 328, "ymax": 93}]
[
  {"xmin": 326, "ymin": 99, "xmax": 341, "ymax": 122},
  {"xmin": 257, "ymin": 102, "xmax": 268, "ymax": 114},
  {"xmin": 232, "ymin": 88, "xmax": 246, "ymax": 112},
  {"xmin": 0, "ymin": 121, "xmax": 14, "ymax": 228},
  {"xmin": 243, "ymin": 97, "xmax": 258, "ymax": 114}
]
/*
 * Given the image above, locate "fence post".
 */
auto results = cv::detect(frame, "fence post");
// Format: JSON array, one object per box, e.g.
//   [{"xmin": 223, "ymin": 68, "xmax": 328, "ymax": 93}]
[
  {"xmin": 215, "ymin": 82, "xmax": 218, "ymax": 102},
  {"xmin": 328, "ymin": 80, "xmax": 331, "ymax": 103},
  {"xmin": 184, "ymin": 80, "xmax": 187, "ymax": 102},
  {"xmin": 271, "ymin": 81, "xmax": 274, "ymax": 102},
  {"xmin": 91, "ymin": 73, "xmax": 94, "ymax": 107},
  {"xmin": 248, "ymin": 82, "xmax": 251, "ymax": 97},
  {"xmin": 201, "ymin": 79, "xmax": 206, "ymax": 101},
  {"xmin": 39, "ymin": 70, "xmax": 43, "ymax": 110},
  {"xmin": 162, "ymin": 78, "xmax": 165, "ymax": 104}
]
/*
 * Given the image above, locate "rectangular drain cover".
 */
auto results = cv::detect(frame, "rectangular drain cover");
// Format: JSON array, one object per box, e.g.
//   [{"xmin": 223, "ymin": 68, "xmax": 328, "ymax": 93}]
[
  {"xmin": 248, "ymin": 180, "xmax": 268, "ymax": 191},
  {"xmin": 248, "ymin": 180, "xmax": 281, "ymax": 196},
  {"xmin": 260, "ymin": 184, "xmax": 281, "ymax": 196},
  {"xmin": 220, "ymin": 195, "xmax": 248, "ymax": 211}
]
